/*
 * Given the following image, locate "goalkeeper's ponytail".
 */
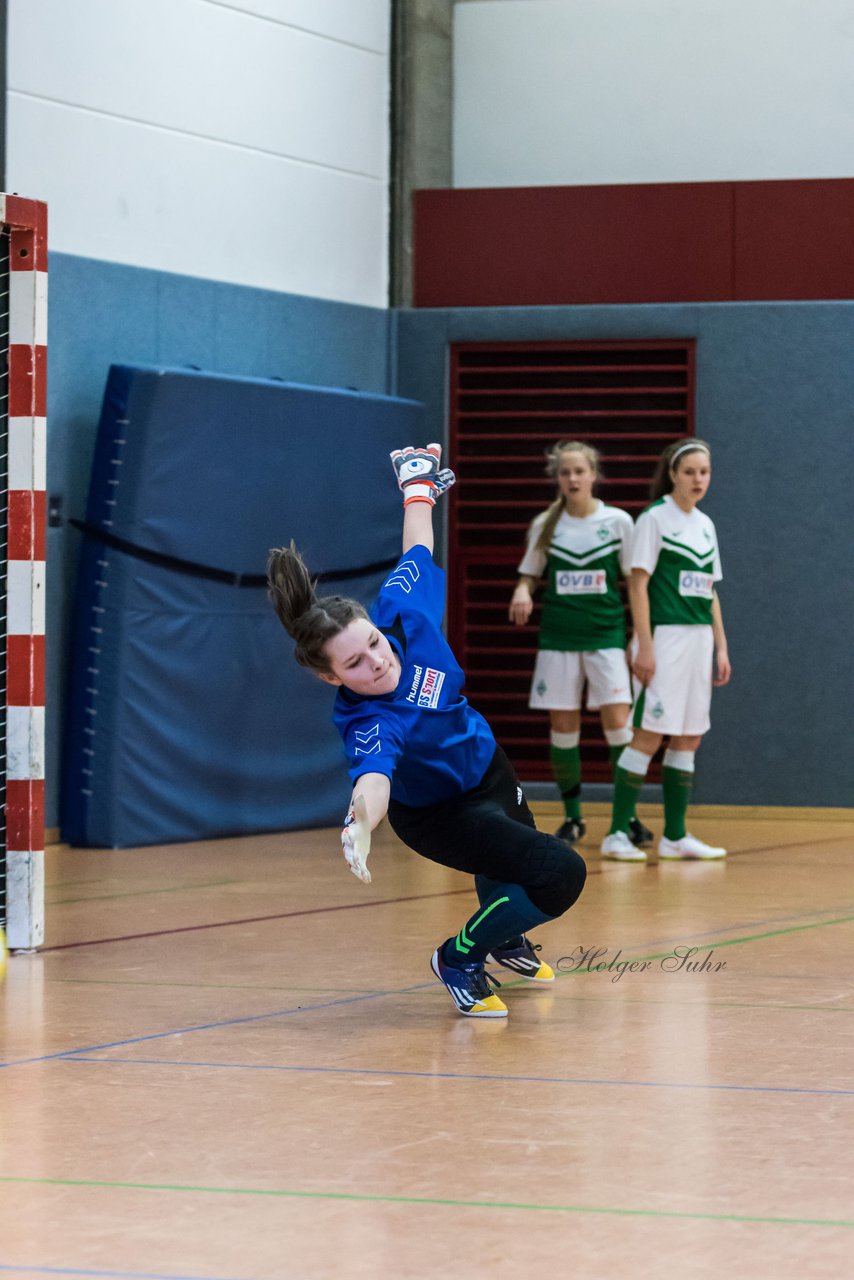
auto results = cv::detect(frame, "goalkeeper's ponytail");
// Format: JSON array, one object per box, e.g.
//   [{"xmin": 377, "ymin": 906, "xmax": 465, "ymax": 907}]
[{"xmin": 266, "ymin": 542, "xmax": 368, "ymax": 674}]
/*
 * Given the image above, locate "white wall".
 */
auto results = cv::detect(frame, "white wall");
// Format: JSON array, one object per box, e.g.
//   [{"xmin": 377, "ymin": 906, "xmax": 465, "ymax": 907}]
[
  {"xmin": 8, "ymin": 0, "xmax": 391, "ymax": 306},
  {"xmin": 453, "ymin": 0, "xmax": 854, "ymax": 187}
]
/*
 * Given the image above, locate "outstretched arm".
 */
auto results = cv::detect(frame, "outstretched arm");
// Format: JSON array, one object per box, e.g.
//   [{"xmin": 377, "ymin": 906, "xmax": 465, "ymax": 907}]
[
  {"xmin": 339, "ymin": 443, "xmax": 456, "ymax": 885},
  {"xmin": 403, "ymin": 501, "xmax": 434, "ymax": 554},
  {"xmin": 390, "ymin": 443, "xmax": 455, "ymax": 557},
  {"xmin": 341, "ymin": 772, "xmax": 391, "ymax": 885}
]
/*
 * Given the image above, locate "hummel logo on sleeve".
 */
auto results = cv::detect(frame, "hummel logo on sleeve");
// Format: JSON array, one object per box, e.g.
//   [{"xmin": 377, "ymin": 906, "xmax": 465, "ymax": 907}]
[
  {"xmin": 384, "ymin": 560, "xmax": 420, "ymax": 594},
  {"xmin": 354, "ymin": 723, "xmax": 382, "ymax": 756}
]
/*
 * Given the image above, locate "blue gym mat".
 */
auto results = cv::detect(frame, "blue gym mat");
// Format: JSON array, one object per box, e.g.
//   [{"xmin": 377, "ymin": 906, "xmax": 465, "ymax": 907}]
[{"xmin": 63, "ymin": 364, "xmax": 425, "ymax": 847}]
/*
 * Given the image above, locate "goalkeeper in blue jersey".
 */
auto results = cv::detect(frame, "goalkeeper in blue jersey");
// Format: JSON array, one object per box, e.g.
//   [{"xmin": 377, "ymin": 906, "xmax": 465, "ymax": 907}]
[{"xmin": 267, "ymin": 445, "xmax": 586, "ymax": 1019}]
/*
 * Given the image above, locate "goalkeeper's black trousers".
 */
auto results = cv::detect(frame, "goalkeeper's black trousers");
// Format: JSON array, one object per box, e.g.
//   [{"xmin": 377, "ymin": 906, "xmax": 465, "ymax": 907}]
[{"xmin": 387, "ymin": 745, "xmax": 586, "ymax": 919}]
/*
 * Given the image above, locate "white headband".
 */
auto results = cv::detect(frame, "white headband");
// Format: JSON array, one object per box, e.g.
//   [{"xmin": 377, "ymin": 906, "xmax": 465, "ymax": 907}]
[{"xmin": 670, "ymin": 441, "xmax": 710, "ymax": 465}]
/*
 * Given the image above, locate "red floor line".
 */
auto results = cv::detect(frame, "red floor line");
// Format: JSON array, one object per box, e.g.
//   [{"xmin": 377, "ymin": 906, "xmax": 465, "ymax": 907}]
[
  {"xmin": 721, "ymin": 835, "xmax": 851, "ymax": 856},
  {"xmin": 36, "ymin": 886, "xmax": 483, "ymax": 953},
  {"xmin": 34, "ymin": 834, "xmax": 851, "ymax": 955}
]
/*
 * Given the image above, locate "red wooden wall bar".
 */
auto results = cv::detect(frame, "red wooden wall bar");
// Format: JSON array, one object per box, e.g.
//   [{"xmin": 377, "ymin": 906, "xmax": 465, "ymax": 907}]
[
  {"xmin": 414, "ymin": 178, "xmax": 854, "ymax": 308},
  {"xmin": 734, "ymin": 179, "xmax": 854, "ymax": 300},
  {"xmin": 447, "ymin": 339, "xmax": 695, "ymax": 784}
]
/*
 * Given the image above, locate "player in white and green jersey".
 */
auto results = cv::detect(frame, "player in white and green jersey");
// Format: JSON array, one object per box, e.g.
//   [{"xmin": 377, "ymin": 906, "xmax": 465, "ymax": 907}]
[
  {"xmin": 510, "ymin": 442, "xmax": 651, "ymax": 848},
  {"xmin": 602, "ymin": 438, "xmax": 732, "ymax": 863}
]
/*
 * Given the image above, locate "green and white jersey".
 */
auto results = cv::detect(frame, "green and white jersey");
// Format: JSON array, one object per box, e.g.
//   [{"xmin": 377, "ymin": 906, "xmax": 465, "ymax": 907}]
[
  {"xmin": 632, "ymin": 495, "xmax": 722, "ymax": 627},
  {"xmin": 519, "ymin": 500, "xmax": 634, "ymax": 652}
]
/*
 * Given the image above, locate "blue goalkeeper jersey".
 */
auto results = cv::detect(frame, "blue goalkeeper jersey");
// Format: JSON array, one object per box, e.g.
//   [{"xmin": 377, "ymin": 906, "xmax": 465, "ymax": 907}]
[{"xmin": 332, "ymin": 543, "xmax": 496, "ymax": 807}]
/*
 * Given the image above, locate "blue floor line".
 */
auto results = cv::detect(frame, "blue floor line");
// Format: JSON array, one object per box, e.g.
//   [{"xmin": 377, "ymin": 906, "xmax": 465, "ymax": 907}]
[
  {"xmin": 624, "ymin": 902, "xmax": 854, "ymax": 953},
  {"xmin": 0, "ymin": 982, "xmax": 434, "ymax": 1070},
  {"xmin": 5, "ymin": 904, "xmax": 851, "ymax": 1073},
  {"xmin": 59, "ymin": 1053, "xmax": 854, "ymax": 1097}
]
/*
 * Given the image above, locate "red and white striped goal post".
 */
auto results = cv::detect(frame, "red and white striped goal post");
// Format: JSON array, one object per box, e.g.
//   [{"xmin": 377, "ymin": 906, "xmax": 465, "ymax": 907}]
[{"xmin": 3, "ymin": 194, "xmax": 47, "ymax": 951}]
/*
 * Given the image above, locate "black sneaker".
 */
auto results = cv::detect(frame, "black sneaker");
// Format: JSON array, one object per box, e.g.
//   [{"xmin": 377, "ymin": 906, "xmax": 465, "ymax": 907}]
[
  {"xmin": 556, "ymin": 817, "xmax": 586, "ymax": 844},
  {"xmin": 629, "ymin": 816, "xmax": 654, "ymax": 847},
  {"xmin": 487, "ymin": 936, "xmax": 555, "ymax": 982},
  {"xmin": 430, "ymin": 945, "xmax": 508, "ymax": 1017}
]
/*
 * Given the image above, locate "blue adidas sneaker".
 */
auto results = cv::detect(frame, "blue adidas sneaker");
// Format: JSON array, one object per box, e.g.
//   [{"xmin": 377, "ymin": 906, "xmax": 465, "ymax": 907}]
[
  {"xmin": 430, "ymin": 945, "xmax": 508, "ymax": 1018},
  {"xmin": 487, "ymin": 936, "xmax": 555, "ymax": 982}
]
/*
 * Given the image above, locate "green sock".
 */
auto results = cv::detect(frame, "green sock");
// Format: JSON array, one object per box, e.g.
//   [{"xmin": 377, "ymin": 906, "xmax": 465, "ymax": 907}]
[
  {"xmin": 550, "ymin": 744, "xmax": 582, "ymax": 820},
  {"xmin": 609, "ymin": 767, "xmax": 645, "ymax": 834},
  {"xmin": 609, "ymin": 744, "xmax": 639, "ymax": 823},
  {"xmin": 663, "ymin": 766, "xmax": 693, "ymax": 840}
]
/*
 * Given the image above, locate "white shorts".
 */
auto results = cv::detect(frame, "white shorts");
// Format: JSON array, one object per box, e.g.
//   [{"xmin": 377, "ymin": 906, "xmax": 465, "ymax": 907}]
[
  {"xmin": 632, "ymin": 625, "xmax": 714, "ymax": 736},
  {"xmin": 528, "ymin": 648, "xmax": 632, "ymax": 712}
]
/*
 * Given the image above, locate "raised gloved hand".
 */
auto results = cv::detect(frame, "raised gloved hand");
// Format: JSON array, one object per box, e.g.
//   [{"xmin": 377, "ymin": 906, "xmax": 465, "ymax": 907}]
[
  {"xmin": 390, "ymin": 443, "xmax": 456, "ymax": 507},
  {"xmin": 341, "ymin": 793, "xmax": 372, "ymax": 884}
]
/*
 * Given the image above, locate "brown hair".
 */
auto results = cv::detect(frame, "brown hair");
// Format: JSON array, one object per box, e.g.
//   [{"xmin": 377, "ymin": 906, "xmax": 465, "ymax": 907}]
[
  {"xmin": 649, "ymin": 438, "xmax": 711, "ymax": 500},
  {"xmin": 266, "ymin": 542, "xmax": 368, "ymax": 674},
  {"xmin": 533, "ymin": 440, "xmax": 602, "ymax": 554}
]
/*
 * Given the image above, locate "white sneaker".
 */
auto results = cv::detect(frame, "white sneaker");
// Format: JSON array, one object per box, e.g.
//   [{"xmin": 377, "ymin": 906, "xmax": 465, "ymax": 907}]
[
  {"xmin": 658, "ymin": 833, "xmax": 727, "ymax": 860},
  {"xmin": 601, "ymin": 831, "xmax": 647, "ymax": 862}
]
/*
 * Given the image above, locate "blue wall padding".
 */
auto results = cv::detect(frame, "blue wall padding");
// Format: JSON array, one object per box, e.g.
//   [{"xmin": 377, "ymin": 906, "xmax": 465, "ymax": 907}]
[
  {"xmin": 86, "ymin": 364, "xmax": 406, "ymax": 573},
  {"xmin": 63, "ymin": 365, "xmax": 425, "ymax": 847},
  {"xmin": 45, "ymin": 251, "xmax": 391, "ymax": 830}
]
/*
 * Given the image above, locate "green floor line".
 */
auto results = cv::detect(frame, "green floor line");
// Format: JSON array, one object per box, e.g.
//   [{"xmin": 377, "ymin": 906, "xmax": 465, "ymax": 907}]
[
  {"xmin": 46, "ymin": 977, "xmax": 383, "ymax": 995},
  {"xmin": 0, "ymin": 1175, "xmax": 849, "ymax": 1228},
  {"xmin": 538, "ymin": 912, "xmax": 854, "ymax": 989},
  {"xmin": 43, "ymin": 977, "xmax": 854, "ymax": 1015},
  {"xmin": 646, "ymin": 911, "xmax": 854, "ymax": 953}
]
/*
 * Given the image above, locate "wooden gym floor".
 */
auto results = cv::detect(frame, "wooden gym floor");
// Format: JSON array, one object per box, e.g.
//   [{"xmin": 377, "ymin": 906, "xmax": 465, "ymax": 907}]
[{"xmin": 1, "ymin": 804, "xmax": 853, "ymax": 1280}]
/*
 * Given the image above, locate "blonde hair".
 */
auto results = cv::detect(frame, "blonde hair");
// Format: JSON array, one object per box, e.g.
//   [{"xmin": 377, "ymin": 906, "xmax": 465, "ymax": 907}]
[
  {"xmin": 650, "ymin": 438, "xmax": 711, "ymax": 500},
  {"xmin": 533, "ymin": 441, "xmax": 602, "ymax": 554}
]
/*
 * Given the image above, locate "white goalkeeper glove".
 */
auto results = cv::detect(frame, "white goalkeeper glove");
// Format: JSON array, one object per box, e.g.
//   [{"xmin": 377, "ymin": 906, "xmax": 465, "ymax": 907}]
[
  {"xmin": 341, "ymin": 793, "xmax": 372, "ymax": 884},
  {"xmin": 390, "ymin": 443, "xmax": 456, "ymax": 507}
]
